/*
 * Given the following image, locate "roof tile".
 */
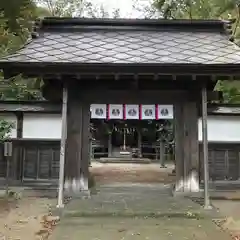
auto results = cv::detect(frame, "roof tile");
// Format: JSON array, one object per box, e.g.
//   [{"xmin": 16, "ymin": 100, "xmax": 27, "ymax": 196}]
[{"xmin": 1, "ymin": 25, "xmax": 240, "ymax": 65}]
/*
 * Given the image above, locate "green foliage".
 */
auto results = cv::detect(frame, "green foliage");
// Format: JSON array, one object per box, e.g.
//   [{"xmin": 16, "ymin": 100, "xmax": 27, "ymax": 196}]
[
  {"xmin": 36, "ymin": 0, "xmax": 85, "ymax": 17},
  {"xmin": 152, "ymin": 0, "xmax": 216, "ymax": 19},
  {"xmin": 36, "ymin": 0, "xmax": 121, "ymax": 18},
  {"xmin": 0, "ymin": 120, "xmax": 14, "ymax": 143},
  {"xmin": 1, "ymin": 0, "xmax": 37, "ymax": 33},
  {"xmin": 0, "ymin": 0, "xmax": 44, "ymax": 100}
]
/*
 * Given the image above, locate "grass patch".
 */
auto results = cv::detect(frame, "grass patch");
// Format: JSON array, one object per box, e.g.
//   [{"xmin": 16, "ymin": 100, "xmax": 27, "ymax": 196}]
[{"xmin": 65, "ymin": 211, "xmax": 204, "ymax": 219}]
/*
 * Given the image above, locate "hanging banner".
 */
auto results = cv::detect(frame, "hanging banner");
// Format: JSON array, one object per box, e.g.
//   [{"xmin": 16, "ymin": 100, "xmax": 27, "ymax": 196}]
[
  {"xmin": 125, "ymin": 104, "xmax": 139, "ymax": 120},
  {"xmin": 108, "ymin": 104, "xmax": 123, "ymax": 119},
  {"xmin": 140, "ymin": 105, "xmax": 156, "ymax": 120},
  {"xmin": 90, "ymin": 104, "xmax": 107, "ymax": 119},
  {"xmin": 157, "ymin": 105, "xmax": 174, "ymax": 119}
]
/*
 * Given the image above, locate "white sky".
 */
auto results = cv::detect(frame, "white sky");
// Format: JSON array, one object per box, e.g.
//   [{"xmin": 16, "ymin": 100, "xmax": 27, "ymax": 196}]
[
  {"xmin": 86, "ymin": 0, "xmax": 156, "ymax": 18},
  {"xmin": 91, "ymin": 0, "xmax": 140, "ymax": 18},
  {"xmin": 38, "ymin": 0, "xmax": 156, "ymax": 18}
]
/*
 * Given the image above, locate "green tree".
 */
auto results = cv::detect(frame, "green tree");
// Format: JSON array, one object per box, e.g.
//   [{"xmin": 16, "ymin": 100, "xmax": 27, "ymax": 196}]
[
  {"xmin": 0, "ymin": 0, "xmax": 44, "ymax": 100},
  {"xmin": 36, "ymin": 0, "xmax": 120, "ymax": 18},
  {"xmin": 152, "ymin": 0, "xmax": 216, "ymax": 19},
  {"xmin": 0, "ymin": 120, "xmax": 14, "ymax": 142},
  {"xmin": 36, "ymin": 0, "xmax": 85, "ymax": 17}
]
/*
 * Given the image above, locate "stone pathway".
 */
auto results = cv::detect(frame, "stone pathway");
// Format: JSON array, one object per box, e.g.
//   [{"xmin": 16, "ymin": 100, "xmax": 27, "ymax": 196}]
[
  {"xmin": 50, "ymin": 217, "xmax": 230, "ymax": 240},
  {"xmin": 50, "ymin": 184, "xmax": 232, "ymax": 240}
]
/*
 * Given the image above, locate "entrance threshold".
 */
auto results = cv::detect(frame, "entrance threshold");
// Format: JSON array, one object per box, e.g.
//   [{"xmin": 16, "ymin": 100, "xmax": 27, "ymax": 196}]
[{"xmin": 99, "ymin": 157, "xmax": 151, "ymax": 164}]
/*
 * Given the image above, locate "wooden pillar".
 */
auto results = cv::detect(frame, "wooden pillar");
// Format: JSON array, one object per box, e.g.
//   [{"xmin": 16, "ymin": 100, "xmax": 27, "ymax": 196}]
[
  {"xmin": 238, "ymin": 151, "xmax": 240, "ymax": 180},
  {"xmin": 57, "ymin": 86, "xmax": 68, "ymax": 208},
  {"xmin": 108, "ymin": 133, "xmax": 112, "ymax": 157},
  {"xmin": 174, "ymin": 103, "xmax": 184, "ymax": 191},
  {"xmin": 137, "ymin": 127, "xmax": 142, "ymax": 158},
  {"xmin": 160, "ymin": 141, "xmax": 165, "ymax": 167},
  {"xmin": 81, "ymin": 102, "xmax": 90, "ymax": 191},
  {"xmin": 65, "ymin": 95, "xmax": 90, "ymax": 195},
  {"xmin": 65, "ymin": 99, "xmax": 82, "ymax": 191},
  {"xmin": 174, "ymin": 101, "xmax": 199, "ymax": 193},
  {"xmin": 13, "ymin": 112, "xmax": 23, "ymax": 180},
  {"xmin": 89, "ymin": 140, "xmax": 93, "ymax": 162},
  {"xmin": 183, "ymin": 101, "xmax": 199, "ymax": 192}
]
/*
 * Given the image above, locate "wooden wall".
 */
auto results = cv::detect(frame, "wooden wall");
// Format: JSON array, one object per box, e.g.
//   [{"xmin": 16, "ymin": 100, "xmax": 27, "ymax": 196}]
[
  {"xmin": 0, "ymin": 140, "xmax": 239, "ymax": 182},
  {"xmin": 199, "ymin": 143, "xmax": 240, "ymax": 181},
  {"xmin": 0, "ymin": 140, "xmax": 60, "ymax": 180}
]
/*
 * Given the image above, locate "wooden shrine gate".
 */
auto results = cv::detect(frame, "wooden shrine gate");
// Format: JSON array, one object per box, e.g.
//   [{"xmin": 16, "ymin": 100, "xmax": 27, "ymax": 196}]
[{"xmin": 1, "ymin": 17, "xmax": 240, "ymax": 202}]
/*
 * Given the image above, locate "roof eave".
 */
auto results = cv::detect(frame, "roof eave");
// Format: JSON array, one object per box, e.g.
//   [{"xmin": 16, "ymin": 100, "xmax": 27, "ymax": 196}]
[
  {"xmin": 1, "ymin": 62, "xmax": 240, "ymax": 77},
  {"xmin": 40, "ymin": 17, "xmax": 234, "ymax": 30}
]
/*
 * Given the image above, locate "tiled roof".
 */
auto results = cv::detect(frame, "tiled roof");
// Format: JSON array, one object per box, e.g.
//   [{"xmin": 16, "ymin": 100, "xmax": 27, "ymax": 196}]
[{"xmin": 1, "ymin": 18, "xmax": 240, "ymax": 65}]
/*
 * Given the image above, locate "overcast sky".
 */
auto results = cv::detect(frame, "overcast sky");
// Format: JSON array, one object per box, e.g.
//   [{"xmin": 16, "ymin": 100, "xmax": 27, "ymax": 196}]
[
  {"xmin": 91, "ymin": 0, "xmax": 140, "ymax": 18},
  {"xmin": 88, "ymin": 0, "xmax": 157, "ymax": 18},
  {"xmin": 38, "ymin": 0, "xmax": 156, "ymax": 18}
]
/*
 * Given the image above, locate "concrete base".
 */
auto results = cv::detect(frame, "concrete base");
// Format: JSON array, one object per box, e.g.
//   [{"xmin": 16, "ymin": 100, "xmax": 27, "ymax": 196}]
[
  {"xmin": 64, "ymin": 189, "xmax": 91, "ymax": 199},
  {"xmin": 99, "ymin": 157, "xmax": 151, "ymax": 164},
  {"xmin": 172, "ymin": 188, "xmax": 203, "ymax": 198},
  {"xmin": 174, "ymin": 170, "xmax": 200, "ymax": 195},
  {"xmin": 73, "ymin": 190, "xmax": 91, "ymax": 199},
  {"xmin": 64, "ymin": 176, "xmax": 90, "ymax": 199}
]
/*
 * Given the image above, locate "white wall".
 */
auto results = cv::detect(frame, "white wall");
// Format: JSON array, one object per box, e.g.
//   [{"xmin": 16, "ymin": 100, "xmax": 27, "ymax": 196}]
[
  {"xmin": 23, "ymin": 113, "xmax": 62, "ymax": 139},
  {"xmin": 198, "ymin": 115, "xmax": 240, "ymax": 142},
  {"xmin": 0, "ymin": 113, "xmax": 17, "ymax": 138},
  {"xmin": 17, "ymin": 113, "xmax": 240, "ymax": 142}
]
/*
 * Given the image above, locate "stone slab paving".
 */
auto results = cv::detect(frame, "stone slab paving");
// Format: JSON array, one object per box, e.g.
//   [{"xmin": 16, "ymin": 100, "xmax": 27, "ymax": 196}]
[
  {"xmin": 63, "ymin": 183, "xmax": 216, "ymax": 217},
  {"xmin": 50, "ymin": 183, "xmax": 232, "ymax": 240},
  {"xmin": 50, "ymin": 217, "xmax": 231, "ymax": 240}
]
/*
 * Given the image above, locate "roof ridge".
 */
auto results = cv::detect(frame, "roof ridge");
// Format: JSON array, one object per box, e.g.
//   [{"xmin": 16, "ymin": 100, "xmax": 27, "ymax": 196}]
[
  {"xmin": 29, "ymin": 17, "xmax": 235, "ymax": 40},
  {"xmin": 36, "ymin": 17, "xmax": 234, "ymax": 29}
]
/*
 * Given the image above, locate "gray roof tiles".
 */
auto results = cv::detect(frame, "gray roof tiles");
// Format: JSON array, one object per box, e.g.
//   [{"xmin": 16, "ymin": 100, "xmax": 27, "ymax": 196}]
[{"xmin": 1, "ymin": 19, "xmax": 240, "ymax": 65}]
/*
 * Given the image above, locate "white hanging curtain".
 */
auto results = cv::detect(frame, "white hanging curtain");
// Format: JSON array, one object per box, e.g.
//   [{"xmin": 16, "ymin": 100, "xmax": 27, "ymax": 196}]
[
  {"xmin": 91, "ymin": 104, "xmax": 107, "ymax": 119},
  {"xmin": 157, "ymin": 105, "xmax": 174, "ymax": 119},
  {"xmin": 125, "ymin": 104, "xmax": 139, "ymax": 120},
  {"xmin": 140, "ymin": 105, "xmax": 156, "ymax": 120},
  {"xmin": 108, "ymin": 104, "xmax": 123, "ymax": 119}
]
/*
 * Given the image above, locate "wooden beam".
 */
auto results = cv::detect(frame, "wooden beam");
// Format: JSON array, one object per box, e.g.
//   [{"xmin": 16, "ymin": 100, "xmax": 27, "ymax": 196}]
[
  {"xmin": 4, "ymin": 62, "xmax": 240, "ymax": 77},
  {"xmin": 79, "ymin": 90, "xmax": 189, "ymax": 104},
  {"xmin": 0, "ymin": 102, "xmax": 61, "ymax": 113}
]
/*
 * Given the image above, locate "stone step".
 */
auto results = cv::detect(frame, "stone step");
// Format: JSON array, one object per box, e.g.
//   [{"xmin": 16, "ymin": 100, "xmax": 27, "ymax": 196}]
[{"xmin": 98, "ymin": 158, "xmax": 151, "ymax": 164}]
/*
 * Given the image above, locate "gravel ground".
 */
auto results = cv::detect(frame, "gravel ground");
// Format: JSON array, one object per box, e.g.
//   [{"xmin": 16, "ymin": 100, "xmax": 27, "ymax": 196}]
[
  {"xmin": 212, "ymin": 191, "xmax": 240, "ymax": 239},
  {"xmin": 90, "ymin": 162, "xmax": 175, "ymax": 184},
  {"xmin": 0, "ymin": 196, "xmax": 56, "ymax": 240}
]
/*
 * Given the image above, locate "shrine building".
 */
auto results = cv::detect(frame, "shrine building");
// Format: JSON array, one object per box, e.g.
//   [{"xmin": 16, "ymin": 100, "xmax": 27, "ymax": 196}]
[{"xmin": 1, "ymin": 18, "xmax": 240, "ymax": 194}]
